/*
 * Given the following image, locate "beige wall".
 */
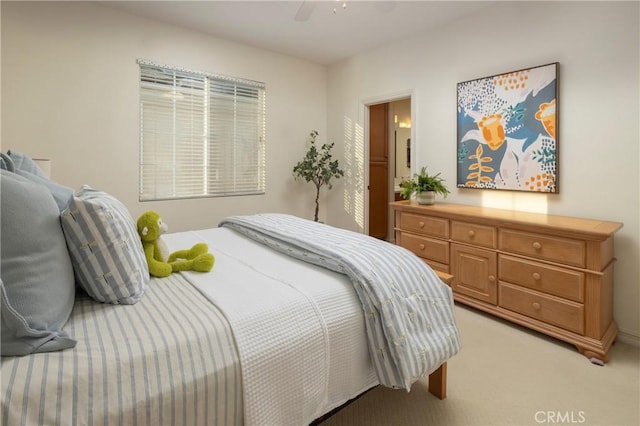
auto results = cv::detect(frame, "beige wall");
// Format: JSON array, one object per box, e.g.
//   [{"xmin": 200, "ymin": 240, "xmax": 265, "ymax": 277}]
[
  {"xmin": 1, "ymin": 1, "xmax": 329, "ymax": 229},
  {"xmin": 326, "ymin": 1, "xmax": 640, "ymax": 341}
]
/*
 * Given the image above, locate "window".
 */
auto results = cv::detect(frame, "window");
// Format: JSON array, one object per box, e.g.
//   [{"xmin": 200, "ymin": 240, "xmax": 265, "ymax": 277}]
[{"xmin": 138, "ymin": 60, "xmax": 266, "ymax": 201}]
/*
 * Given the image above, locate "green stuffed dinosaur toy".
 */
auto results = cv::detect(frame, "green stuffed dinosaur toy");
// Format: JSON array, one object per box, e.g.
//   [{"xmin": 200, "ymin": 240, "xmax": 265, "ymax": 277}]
[{"xmin": 136, "ymin": 211, "xmax": 215, "ymax": 278}]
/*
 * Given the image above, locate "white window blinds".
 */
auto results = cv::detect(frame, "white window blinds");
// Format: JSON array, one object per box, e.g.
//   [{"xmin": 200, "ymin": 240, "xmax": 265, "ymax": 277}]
[{"xmin": 138, "ymin": 60, "xmax": 266, "ymax": 201}]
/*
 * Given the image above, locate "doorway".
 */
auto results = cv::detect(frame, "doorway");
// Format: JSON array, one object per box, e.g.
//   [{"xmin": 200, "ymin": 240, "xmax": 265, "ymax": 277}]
[{"xmin": 367, "ymin": 97, "xmax": 411, "ymax": 241}]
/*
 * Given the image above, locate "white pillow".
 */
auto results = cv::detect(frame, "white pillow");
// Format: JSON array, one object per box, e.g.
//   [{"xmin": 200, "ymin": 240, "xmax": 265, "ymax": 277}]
[{"xmin": 61, "ymin": 185, "xmax": 149, "ymax": 304}]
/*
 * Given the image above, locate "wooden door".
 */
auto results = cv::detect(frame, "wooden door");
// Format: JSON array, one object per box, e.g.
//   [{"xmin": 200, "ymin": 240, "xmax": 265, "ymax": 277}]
[{"xmin": 368, "ymin": 103, "xmax": 388, "ymax": 239}]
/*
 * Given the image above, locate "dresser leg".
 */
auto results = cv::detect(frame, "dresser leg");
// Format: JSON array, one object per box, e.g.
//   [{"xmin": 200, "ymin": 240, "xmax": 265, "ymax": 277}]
[
  {"xmin": 576, "ymin": 346, "xmax": 609, "ymax": 364},
  {"xmin": 428, "ymin": 362, "xmax": 447, "ymax": 399}
]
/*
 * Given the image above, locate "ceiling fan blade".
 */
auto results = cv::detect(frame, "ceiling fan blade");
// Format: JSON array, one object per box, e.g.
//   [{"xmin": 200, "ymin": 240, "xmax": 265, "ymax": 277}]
[{"xmin": 294, "ymin": 1, "xmax": 316, "ymax": 22}]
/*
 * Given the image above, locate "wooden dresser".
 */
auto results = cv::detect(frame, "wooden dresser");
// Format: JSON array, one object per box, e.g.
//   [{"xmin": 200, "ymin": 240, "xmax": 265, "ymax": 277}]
[{"xmin": 391, "ymin": 201, "xmax": 623, "ymax": 362}]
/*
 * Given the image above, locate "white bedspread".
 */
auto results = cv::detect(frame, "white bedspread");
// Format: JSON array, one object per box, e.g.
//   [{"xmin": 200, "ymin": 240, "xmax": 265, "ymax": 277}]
[
  {"xmin": 220, "ymin": 214, "xmax": 461, "ymax": 390},
  {"xmin": 163, "ymin": 227, "xmax": 377, "ymax": 426}
]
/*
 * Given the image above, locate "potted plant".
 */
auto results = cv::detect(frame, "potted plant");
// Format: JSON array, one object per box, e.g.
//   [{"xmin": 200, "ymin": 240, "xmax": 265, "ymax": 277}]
[
  {"xmin": 399, "ymin": 166, "xmax": 450, "ymax": 205},
  {"xmin": 292, "ymin": 130, "xmax": 344, "ymax": 222}
]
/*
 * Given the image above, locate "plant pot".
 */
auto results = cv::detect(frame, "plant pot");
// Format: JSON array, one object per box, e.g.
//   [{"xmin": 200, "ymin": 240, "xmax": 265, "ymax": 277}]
[{"xmin": 416, "ymin": 191, "xmax": 436, "ymax": 205}]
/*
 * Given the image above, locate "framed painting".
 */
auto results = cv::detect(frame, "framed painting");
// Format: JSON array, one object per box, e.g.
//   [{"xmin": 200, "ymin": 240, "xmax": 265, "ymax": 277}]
[{"xmin": 456, "ymin": 62, "xmax": 558, "ymax": 193}]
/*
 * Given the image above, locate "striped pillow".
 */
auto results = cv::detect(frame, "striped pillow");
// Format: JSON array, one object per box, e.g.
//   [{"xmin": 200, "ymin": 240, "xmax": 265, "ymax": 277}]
[{"xmin": 61, "ymin": 185, "xmax": 149, "ymax": 304}]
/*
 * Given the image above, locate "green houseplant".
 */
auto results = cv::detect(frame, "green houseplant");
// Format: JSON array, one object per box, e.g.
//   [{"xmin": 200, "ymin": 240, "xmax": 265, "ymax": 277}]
[
  {"xmin": 399, "ymin": 166, "xmax": 450, "ymax": 205},
  {"xmin": 292, "ymin": 130, "xmax": 344, "ymax": 222}
]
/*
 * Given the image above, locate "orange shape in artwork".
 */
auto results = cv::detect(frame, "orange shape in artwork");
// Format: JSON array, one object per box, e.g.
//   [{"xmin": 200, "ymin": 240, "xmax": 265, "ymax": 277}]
[
  {"xmin": 535, "ymin": 99, "xmax": 557, "ymax": 139},
  {"xmin": 477, "ymin": 114, "xmax": 505, "ymax": 150}
]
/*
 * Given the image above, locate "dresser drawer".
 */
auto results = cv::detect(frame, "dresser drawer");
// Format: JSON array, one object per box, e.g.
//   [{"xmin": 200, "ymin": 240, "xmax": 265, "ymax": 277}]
[
  {"xmin": 499, "ymin": 255, "xmax": 584, "ymax": 302},
  {"xmin": 400, "ymin": 232, "xmax": 449, "ymax": 264},
  {"xmin": 499, "ymin": 229, "xmax": 585, "ymax": 268},
  {"xmin": 451, "ymin": 221, "xmax": 497, "ymax": 249},
  {"xmin": 499, "ymin": 282, "xmax": 584, "ymax": 334},
  {"xmin": 399, "ymin": 213, "xmax": 449, "ymax": 238}
]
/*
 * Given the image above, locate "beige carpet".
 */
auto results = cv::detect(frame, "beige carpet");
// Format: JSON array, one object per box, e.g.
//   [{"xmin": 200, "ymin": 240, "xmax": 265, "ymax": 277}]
[{"xmin": 320, "ymin": 304, "xmax": 640, "ymax": 426}]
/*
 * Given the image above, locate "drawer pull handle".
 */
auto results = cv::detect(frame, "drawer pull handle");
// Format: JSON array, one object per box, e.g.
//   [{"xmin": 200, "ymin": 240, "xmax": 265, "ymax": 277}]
[
  {"xmin": 532, "ymin": 302, "xmax": 541, "ymax": 310},
  {"xmin": 419, "ymin": 221, "xmax": 425, "ymax": 228},
  {"xmin": 488, "ymin": 275, "xmax": 496, "ymax": 283},
  {"xmin": 468, "ymin": 230, "xmax": 475, "ymax": 238},
  {"xmin": 532, "ymin": 272, "xmax": 541, "ymax": 281},
  {"xmin": 419, "ymin": 244, "xmax": 425, "ymax": 250},
  {"xmin": 532, "ymin": 241, "xmax": 542, "ymax": 250}
]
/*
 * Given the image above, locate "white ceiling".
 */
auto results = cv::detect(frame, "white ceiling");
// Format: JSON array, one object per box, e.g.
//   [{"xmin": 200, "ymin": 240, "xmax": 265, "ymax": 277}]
[{"xmin": 102, "ymin": 0, "xmax": 496, "ymax": 65}]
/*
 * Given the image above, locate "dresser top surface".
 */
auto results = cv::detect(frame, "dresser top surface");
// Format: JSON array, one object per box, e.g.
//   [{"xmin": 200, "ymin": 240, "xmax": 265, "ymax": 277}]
[{"xmin": 390, "ymin": 201, "xmax": 623, "ymax": 238}]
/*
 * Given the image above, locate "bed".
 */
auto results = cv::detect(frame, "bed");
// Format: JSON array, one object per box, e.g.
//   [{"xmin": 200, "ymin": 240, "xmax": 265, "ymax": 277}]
[{"xmin": 0, "ymin": 153, "xmax": 461, "ymax": 425}]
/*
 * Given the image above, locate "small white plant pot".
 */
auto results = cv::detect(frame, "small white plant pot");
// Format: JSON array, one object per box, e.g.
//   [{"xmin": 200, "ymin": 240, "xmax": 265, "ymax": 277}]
[{"xmin": 416, "ymin": 191, "xmax": 436, "ymax": 205}]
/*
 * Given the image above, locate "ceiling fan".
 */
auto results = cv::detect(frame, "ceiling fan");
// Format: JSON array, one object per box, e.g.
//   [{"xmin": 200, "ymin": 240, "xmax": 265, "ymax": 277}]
[
  {"xmin": 295, "ymin": 1, "xmax": 348, "ymax": 22},
  {"xmin": 294, "ymin": 1, "xmax": 396, "ymax": 22}
]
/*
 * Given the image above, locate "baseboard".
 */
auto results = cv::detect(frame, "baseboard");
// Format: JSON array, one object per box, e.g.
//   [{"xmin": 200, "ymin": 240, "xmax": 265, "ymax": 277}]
[{"xmin": 617, "ymin": 328, "xmax": 640, "ymax": 347}]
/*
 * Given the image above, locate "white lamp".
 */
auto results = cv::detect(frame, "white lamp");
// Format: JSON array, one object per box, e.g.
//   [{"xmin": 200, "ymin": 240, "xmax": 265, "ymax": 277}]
[{"xmin": 33, "ymin": 158, "xmax": 52, "ymax": 178}]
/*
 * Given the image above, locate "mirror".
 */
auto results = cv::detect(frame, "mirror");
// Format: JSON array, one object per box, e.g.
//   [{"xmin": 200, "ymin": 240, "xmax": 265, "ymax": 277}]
[
  {"xmin": 406, "ymin": 138, "xmax": 411, "ymax": 168},
  {"xmin": 391, "ymin": 98, "xmax": 411, "ymax": 187}
]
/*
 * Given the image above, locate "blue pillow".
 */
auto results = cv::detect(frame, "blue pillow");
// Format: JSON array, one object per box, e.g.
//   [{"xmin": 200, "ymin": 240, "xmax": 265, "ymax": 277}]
[
  {"xmin": 1, "ymin": 152, "xmax": 72, "ymax": 211},
  {"xmin": 13, "ymin": 169, "xmax": 73, "ymax": 212},
  {"xmin": 61, "ymin": 185, "xmax": 149, "ymax": 304},
  {"xmin": 0, "ymin": 170, "xmax": 76, "ymax": 356},
  {"xmin": 7, "ymin": 150, "xmax": 49, "ymax": 180}
]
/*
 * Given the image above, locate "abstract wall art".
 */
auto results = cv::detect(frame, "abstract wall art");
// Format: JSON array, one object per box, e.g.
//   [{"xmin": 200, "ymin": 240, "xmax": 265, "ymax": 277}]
[{"xmin": 457, "ymin": 63, "xmax": 558, "ymax": 193}]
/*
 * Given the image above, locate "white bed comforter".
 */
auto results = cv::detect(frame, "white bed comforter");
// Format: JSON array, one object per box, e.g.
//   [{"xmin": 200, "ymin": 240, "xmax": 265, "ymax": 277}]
[
  {"xmin": 163, "ymin": 226, "xmax": 377, "ymax": 426},
  {"xmin": 165, "ymin": 214, "xmax": 461, "ymax": 426},
  {"xmin": 219, "ymin": 214, "xmax": 461, "ymax": 390}
]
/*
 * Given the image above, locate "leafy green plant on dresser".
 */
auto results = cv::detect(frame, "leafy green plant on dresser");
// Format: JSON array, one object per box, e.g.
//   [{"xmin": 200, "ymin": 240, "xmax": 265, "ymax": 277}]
[{"xmin": 399, "ymin": 166, "xmax": 450, "ymax": 205}]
